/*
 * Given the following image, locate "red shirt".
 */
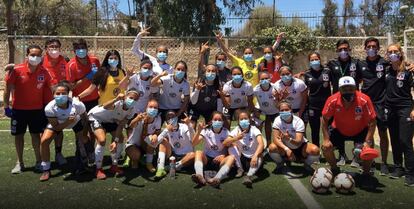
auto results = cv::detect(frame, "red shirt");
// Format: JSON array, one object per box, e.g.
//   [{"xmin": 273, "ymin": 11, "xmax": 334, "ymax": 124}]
[
  {"xmin": 5, "ymin": 61, "xmax": 57, "ymax": 110},
  {"xmin": 66, "ymin": 55, "xmax": 100, "ymax": 102},
  {"xmin": 42, "ymin": 54, "xmax": 67, "ymax": 104},
  {"xmin": 259, "ymin": 60, "xmax": 281, "ymax": 83},
  {"xmin": 322, "ymin": 91, "xmax": 376, "ymax": 137}
]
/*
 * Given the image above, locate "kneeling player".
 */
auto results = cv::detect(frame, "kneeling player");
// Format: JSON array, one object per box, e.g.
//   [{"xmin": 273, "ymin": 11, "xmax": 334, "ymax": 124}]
[
  {"xmin": 191, "ymin": 112, "xmax": 234, "ymax": 187},
  {"xmin": 268, "ymin": 101, "xmax": 320, "ymax": 173},
  {"xmin": 88, "ymin": 89, "xmax": 139, "ymax": 180},
  {"xmin": 155, "ymin": 111, "xmax": 195, "ymax": 179},
  {"xmin": 40, "ymin": 81, "xmax": 87, "ymax": 181}
]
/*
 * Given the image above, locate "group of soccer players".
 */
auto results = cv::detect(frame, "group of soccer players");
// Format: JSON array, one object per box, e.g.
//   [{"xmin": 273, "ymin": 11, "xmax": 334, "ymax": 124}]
[{"xmin": 3, "ymin": 28, "xmax": 414, "ymax": 188}]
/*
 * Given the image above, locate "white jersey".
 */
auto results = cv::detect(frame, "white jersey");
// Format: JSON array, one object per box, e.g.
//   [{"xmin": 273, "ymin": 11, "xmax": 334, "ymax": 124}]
[
  {"xmin": 274, "ymin": 78, "xmax": 307, "ymax": 110},
  {"xmin": 158, "ymin": 123, "xmax": 193, "ymax": 155},
  {"xmin": 88, "ymin": 100, "xmax": 134, "ymax": 123},
  {"xmin": 159, "ymin": 74, "xmax": 190, "ymax": 110},
  {"xmin": 44, "ymin": 98, "xmax": 86, "ymax": 128},
  {"xmin": 200, "ymin": 128, "xmax": 229, "ymax": 158},
  {"xmin": 253, "ymin": 84, "xmax": 278, "ymax": 115},
  {"xmin": 229, "ymin": 126, "xmax": 262, "ymax": 158},
  {"xmin": 127, "ymin": 115, "xmax": 162, "ymax": 147},
  {"xmin": 128, "ymin": 74, "xmax": 159, "ymax": 113},
  {"xmin": 272, "ymin": 115, "xmax": 307, "ymax": 149},
  {"xmin": 223, "ymin": 80, "xmax": 254, "ymax": 109}
]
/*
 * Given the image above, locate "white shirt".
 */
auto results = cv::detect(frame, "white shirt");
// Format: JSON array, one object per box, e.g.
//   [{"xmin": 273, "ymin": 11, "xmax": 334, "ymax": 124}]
[
  {"xmin": 44, "ymin": 98, "xmax": 86, "ymax": 128},
  {"xmin": 274, "ymin": 78, "xmax": 307, "ymax": 110},
  {"xmin": 88, "ymin": 100, "xmax": 134, "ymax": 123},
  {"xmin": 272, "ymin": 115, "xmax": 307, "ymax": 149},
  {"xmin": 223, "ymin": 80, "xmax": 254, "ymax": 109},
  {"xmin": 253, "ymin": 84, "xmax": 279, "ymax": 115},
  {"xmin": 128, "ymin": 74, "xmax": 159, "ymax": 113},
  {"xmin": 200, "ymin": 128, "xmax": 229, "ymax": 158},
  {"xmin": 158, "ymin": 123, "xmax": 194, "ymax": 155},
  {"xmin": 159, "ymin": 74, "xmax": 190, "ymax": 110},
  {"xmin": 127, "ymin": 115, "xmax": 162, "ymax": 146},
  {"xmin": 229, "ymin": 126, "xmax": 262, "ymax": 158}
]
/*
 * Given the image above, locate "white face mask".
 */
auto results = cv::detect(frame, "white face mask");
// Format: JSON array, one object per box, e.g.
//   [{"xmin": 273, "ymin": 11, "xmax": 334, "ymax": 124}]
[
  {"xmin": 48, "ymin": 49, "xmax": 61, "ymax": 59},
  {"xmin": 28, "ymin": 56, "xmax": 42, "ymax": 66}
]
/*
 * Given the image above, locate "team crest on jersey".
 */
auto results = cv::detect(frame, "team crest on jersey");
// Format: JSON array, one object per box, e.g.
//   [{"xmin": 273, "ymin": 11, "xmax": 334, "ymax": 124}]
[
  {"xmin": 179, "ymin": 88, "xmax": 183, "ymax": 93},
  {"xmin": 322, "ymin": 74, "xmax": 329, "ymax": 81},
  {"xmin": 355, "ymin": 106, "xmax": 362, "ymax": 114},
  {"xmin": 113, "ymin": 87, "xmax": 121, "ymax": 96},
  {"xmin": 242, "ymin": 145, "xmax": 249, "ymax": 151},
  {"xmin": 376, "ymin": 65, "xmax": 384, "ymax": 72},
  {"xmin": 292, "ymin": 90, "xmax": 296, "ymax": 94},
  {"xmin": 204, "ymin": 97, "xmax": 211, "ymax": 102},
  {"xmin": 37, "ymin": 75, "xmax": 45, "ymax": 82},
  {"xmin": 241, "ymin": 91, "xmax": 246, "ymax": 96},
  {"xmin": 234, "ymin": 98, "xmax": 241, "ymax": 103},
  {"xmin": 245, "ymin": 71, "xmax": 253, "ymax": 79},
  {"xmin": 169, "ymin": 93, "xmax": 177, "ymax": 98},
  {"xmin": 211, "ymin": 145, "xmax": 219, "ymax": 151},
  {"xmin": 397, "ymin": 73, "xmax": 405, "ymax": 80},
  {"xmin": 377, "ymin": 72, "xmax": 383, "ymax": 78},
  {"xmin": 350, "ymin": 63, "xmax": 356, "ymax": 71},
  {"xmin": 362, "ymin": 67, "xmax": 367, "ymax": 71},
  {"xmin": 146, "ymin": 86, "xmax": 150, "ymax": 90},
  {"xmin": 397, "ymin": 80, "xmax": 404, "ymax": 88},
  {"xmin": 262, "ymin": 102, "xmax": 269, "ymax": 107},
  {"xmin": 173, "ymin": 142, "xmax": 181, "ymax": 148}
]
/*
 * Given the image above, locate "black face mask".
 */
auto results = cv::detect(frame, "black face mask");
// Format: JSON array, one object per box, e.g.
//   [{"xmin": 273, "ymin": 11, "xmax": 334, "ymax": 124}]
[{"xmin": 341, "ymin": 93, "xmax": 355, "ymax": 102}]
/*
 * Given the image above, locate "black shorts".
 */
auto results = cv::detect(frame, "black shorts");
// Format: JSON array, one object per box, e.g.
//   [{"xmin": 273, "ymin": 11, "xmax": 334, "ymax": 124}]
[
  {"xmin": 205, "ymin": 155, "xmax": 221, "ymax": 170},
  {"xmin": 46, "ymin": 122, "xmax": 84, "ymax": 134},
  {"xmin": 240, "ymin": 154, "xmax": 263, "ymax": 171},
  {"xmin": 225, "ymin": 107, "xmax": 248, "ymax": 121},
  {"xmin": 89, "ymin": 121, "xmax": 118, "ymax": 133},
  {"xmin": 291, "ymin": 142, "xmax": 307, "ymax": 162},
  {"xmin": 329, "ymin": 128, "xmax": 367, "ymax": 151},
  {"xmin": 374, "ymin": 103, "xmax": 387, "ymax": 130},
  {"xmin": 189, "ymin": 109, "xmax": 214, "ymax": 122},
  {"xmin": 11, "ymin": 109, "xmax": 47, "ymax": 135},
  {"xmin": 83, "ymin": 99, "xmax": 99, "ymax": 112}
]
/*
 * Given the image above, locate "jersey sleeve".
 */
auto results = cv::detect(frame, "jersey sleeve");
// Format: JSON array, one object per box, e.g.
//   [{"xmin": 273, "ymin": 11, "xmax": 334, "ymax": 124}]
[
  {"xmin": 223, "ymin": 83, "xmax": 231, "ymax": 96},
  {"xmin": 272, "ymin": 117, "xmax": 282, "ymax": 129},
  {"xmin": 75, "ymin": 100, "xmax": 86, "ymax": 115},
  {"xmin": 245, "ymin": 82, "xmax": 254, "ymax": 96},
  {"xmin": 157, "ymin": 128, "xmax": 169, "ymax": 141},
  {"xmin": 297, "ymin": 79, "xmax": 307, "ymax": 92},
  {"xmin": 364, "ymin": 96, "xmax": 377, "ymax": 120},
  {"xmin": 294, "ymin": 117, "xmax": 305, "ymax": 133},
  {"xmin": 229, "ymin": 127, "xmax": 239, "ymax": 138},
  {"xmin": 322, "ymin": 96, "xmax": 335, "ymax": 118},
  {"xmin": 251, "ymin": 126, "xmax": 262, "ymax": 137},
  {"xmin": 44, "ymin": 102, "xmax": 56, "ymax": 118},
  {"xmin": 65, "ymin": 62, "xmax": 77, "ymax": 82},
  {"xmin": 5, "ymin": 70, "xmax": 16, "ymax": 85}
]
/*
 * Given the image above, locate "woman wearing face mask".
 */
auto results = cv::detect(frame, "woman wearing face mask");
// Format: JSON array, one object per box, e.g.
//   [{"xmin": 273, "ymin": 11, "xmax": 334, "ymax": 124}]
[
  {"xmin": 125, "ymin": 99, "xmax": 162, "ymax": 172},
  {"xmin": 131, "ymin": 27, "xmax": 172, "ymax": 75},
  {"xmin": 191, "ymin": 112, "xmax": 234, "ymax": 187},
  {"xmin": 151, "ymin": 61, "xmax": 190, "ymax": 123},
  {"xmin": 253, "ymin": 71, "xmax": 279, "ymax": 145},
  {"xmin": 222, "ymin": 67, "xmax": 254, "ymax": 123},
  {"xmin": 268, "ymin": 101, "xmax": 320, "ymax": 173},
  {"xmin": 39, "ymin": 81, "xmax": 87, "ymax": 181},
  {"xmin": 303, "ymin": 52, "xmax": 331, "ymax": 147},
  {"xmin": 87, "ymin": 89, "xmax": 139, "ymax": 180},
  {"xmin": 199, "ymin": 42, "xmax": 232, "ymax": 86},
  {"xmin": 224, "ymin": 111, "xmax": 264, "ymax": 188},
  {"xmin": 274, "ymin": 66, "xmax": 308, "ymax": 118},
  {"xmin": 258, "ymin": 47, "xmax": 285, "ymax": 83},
  {"xmin": 384, "ymin": 44, "xmax": 414, "ymax": 186},
  {"xmin": 154, "ymin": 111, "xmax": 195, "ymax": 179}
]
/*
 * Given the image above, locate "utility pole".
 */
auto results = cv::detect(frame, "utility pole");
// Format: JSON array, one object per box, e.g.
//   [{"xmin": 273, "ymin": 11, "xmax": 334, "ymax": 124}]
[
  {"xmin": 5, "ymin": 0, "xmax": 15, "ymax": 63},
  {"xmin": 272, "ymin": 0, "xmax": 276, "ymax": 26},
  {"xmin": 95, "ymin": 0, "xmax": 98, "ymax": 33}
]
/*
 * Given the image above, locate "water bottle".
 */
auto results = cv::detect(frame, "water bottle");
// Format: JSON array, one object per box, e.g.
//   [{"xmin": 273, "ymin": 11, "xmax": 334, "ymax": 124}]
[
  {"xmin": 169, "ymin": 156, "xmax": 176, "ymax": 179},
  {"xmin": 353, "ymin": 144, "xmax": 362, "ymax": 160}
]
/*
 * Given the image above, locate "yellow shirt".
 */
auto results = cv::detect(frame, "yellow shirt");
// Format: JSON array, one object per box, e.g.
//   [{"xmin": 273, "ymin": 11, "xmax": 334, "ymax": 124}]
[
  {"xmin": 230, "ymin": 56, "xmax": 262, "ymax": 87},
  {"xmin": 98, "ymin": 70, "xmax": 125, "ymax": 104}
]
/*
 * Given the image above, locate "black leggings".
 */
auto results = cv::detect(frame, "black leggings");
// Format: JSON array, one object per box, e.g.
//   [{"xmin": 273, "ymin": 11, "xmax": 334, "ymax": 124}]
[
  {"xmin": 388, "ymin": 106, "xmax": 414, "ymax": 176},
  {"xmin": 308, "ymin": 109, "xmax": 322, "ymax": 147}
]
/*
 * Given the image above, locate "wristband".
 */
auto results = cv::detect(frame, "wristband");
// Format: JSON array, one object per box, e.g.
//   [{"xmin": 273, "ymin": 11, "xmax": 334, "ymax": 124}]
[{"xmin": 284, "ymin": 147, "xmax": 289, "ymax": 152}]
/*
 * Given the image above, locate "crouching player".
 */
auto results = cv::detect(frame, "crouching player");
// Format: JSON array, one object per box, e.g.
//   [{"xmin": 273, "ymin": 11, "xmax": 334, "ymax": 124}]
[
  {"xmin": 191, "ymin": 112, "xmax": 234, "ymax": 187},
  {"xmin": 88, "ymin": 89, "xmax": 139, "ymax": 180},
  {"xmin": 40, "ymin": 81, "xmax": 88, "ymax": 181},
  {"xmin": 268, "ymin": 101, "xmax": 320, "ymax": 174},
  {"xmin": 126, "ymin": 99, "xmax": 162, "ymax": 172},
  {"xmin": 154, "ymin": 111, "xmax": 195, "ymax": 180}
]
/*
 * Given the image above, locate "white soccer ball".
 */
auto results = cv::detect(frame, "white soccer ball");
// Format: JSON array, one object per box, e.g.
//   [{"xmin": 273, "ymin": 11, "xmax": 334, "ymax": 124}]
[
  {"xmin": 334, "ymin": 173, "xmax": 355, "ymax": 194},
  {"xmin": 310, "ymin": 173, "xmax": 331, "ymax": 194},
  {"xmin": 313, "ymin": 167, "xmax": 333, "ymax": 182}
]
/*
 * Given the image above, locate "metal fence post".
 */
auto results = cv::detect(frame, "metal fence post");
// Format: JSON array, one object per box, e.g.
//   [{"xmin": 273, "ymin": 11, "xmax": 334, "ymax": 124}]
[{"xmin": 121, "ymin": 37, "xmax": 125, "ymax": 65}]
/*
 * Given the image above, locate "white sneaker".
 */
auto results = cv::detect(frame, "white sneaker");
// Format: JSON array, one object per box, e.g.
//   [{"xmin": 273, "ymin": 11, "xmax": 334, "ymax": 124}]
[
  {"xmin": 11, "ymin": 162, "xmax": 24, "ymax": 174},
  {"xmin": 55, "ymin": 153, "xmax": 67, "ymax": 166}
]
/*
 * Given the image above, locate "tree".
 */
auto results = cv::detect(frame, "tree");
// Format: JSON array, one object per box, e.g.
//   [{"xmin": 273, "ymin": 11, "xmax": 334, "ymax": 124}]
[
  {"xmin": 321, "ymin": 0, "xmax": 339, "ymax": 36},
  {"xmin": 359, "ymin": 0, "xmax": 393, "ymax": 36},
  {"xmin": 237, "ymin": 6, "xmax": 282, "ymax": 36},
  {"xmin": 341, "ymin": 0, "xmax": 355, "ymax": 35}
]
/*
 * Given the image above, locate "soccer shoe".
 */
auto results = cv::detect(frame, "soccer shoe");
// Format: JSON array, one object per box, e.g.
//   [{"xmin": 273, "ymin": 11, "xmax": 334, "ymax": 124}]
[
  {"xmin": 207, "ymin": 177, "xmax": 220, "ymax": 188},
  {"xmin": 39, "ymin": 170, "xmax": 51, "ymax": 182},
  {"xmin": 235, "ymin": 167, "xmax": 244, "ymax": 178},
  {"xmin": 404, "ymin": 175, "xmax": 414, "ymax": 187},
  {"xmin": 390, "ymin": 167, "xmax": 405, "ymax": 179},
  {"xmin": 109, "ymin": 165, "xmax": 124, "ymax": 176},
  {"xmin": 122, "ymin": 156, "xmax": 131, "ymax": 168},
  {"xmin": 350, "ymin": 157, "xmax": 360, "ymax": 168},
  {"xmin": 360, "ymin": 173, "xmax": 376, "ymax": 190},
  {"xmin": 380, "ymin": 164, "xmax": 390, "ymax": 176},
  {"xmin": 273, "ymin": 163, "xmax": 286, "ymax": 174},
  {"xmin": 146, "ymin": 163, "xmax": 156, "ymax": 173},
  {"xmin": 55, "ymin": 153, "xmax": 68, "ymax": 166},
  {"xmin": 191, "ymin": 174, "xmax": 206, "ymax": 186},
  {"xmin": 336, "ymin": 154, "xmax": 347, "ymax": 166},
  {"xmin": 96, "ymin": 168, "xmax": 107, "ymax": 180},
  {"xmin": 242, "ymin": 176, "xmax": 253, "ymax": 188},
  {"xmin": 155, "ymin": 168, "xmax": 167, "ymax": 180},
  {"xmin": 34, "ymin": 162, "xmax": 42, "ymax": 173},
  {"xmin": 11, "ymin": 162, "xmax": 24, "ymax": 174}
]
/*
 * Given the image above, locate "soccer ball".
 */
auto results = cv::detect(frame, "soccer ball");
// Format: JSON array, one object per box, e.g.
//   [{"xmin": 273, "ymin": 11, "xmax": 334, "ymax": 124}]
[
  {"xmin": 334, "ymin": 173, "xmax": 355, "ymax": 194},
  {"xmin": 310, "ymin": 169, "xmax": 332, "ymax": 194}
]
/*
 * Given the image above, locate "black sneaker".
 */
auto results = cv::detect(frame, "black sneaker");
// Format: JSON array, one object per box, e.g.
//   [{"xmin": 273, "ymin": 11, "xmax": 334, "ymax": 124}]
[
  {"xmin": 360, "ymin": 173, "xmax": 376, "ymax": 190},
  {"xmin": 404, "ymin": 175, "xmax": 414, "ymax": 187},
  {"xmin": 273, "ymin": 163, "xmax": 286, "ymax": 174},
  {"xmin": 380, "ymin": 164, "xmax": 390, "ymax": 176},
  {"xmin": 390, "ymin": 167, "xmax": 405, "ymax": 179}
]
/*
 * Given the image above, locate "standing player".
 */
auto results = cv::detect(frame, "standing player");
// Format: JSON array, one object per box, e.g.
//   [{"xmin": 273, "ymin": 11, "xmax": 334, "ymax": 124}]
[
  {"xmin": 3, "ymin": 45, "xmax": 56, "ymax": 174},
  {"xmin": 198, "ymin": 42, "xmax": 232, "ymax": 86}
]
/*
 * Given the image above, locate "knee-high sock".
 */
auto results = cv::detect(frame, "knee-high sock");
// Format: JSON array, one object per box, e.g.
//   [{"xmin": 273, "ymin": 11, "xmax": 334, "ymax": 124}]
[
  {"xmin": 95, "ymin": 144, "xmax": 104, "ymax": 169},
  {"xmin": 305, "ymin": 154, "xmax": 320, "ymax": 166},
  {"xmin": 214, "ymin": 164, "xmax": 230, "ymax": 180},
  {"xmin": 194, "ymin": 160, "xmax": 203, "ymax": 176},
  {"xmin": 228, "ymin": 146, "xmax": 242, "ymax": 169},
  {"xmin": 247, "ymin": 157, "xmax": 263, "ymax": 177},
  {"xmin": 157, "ymin": 152, "xmax": 166, "ymax": 170},
  {"xmin": 269, "ymin": 152, "xmax": 284, "ymax": 164}
]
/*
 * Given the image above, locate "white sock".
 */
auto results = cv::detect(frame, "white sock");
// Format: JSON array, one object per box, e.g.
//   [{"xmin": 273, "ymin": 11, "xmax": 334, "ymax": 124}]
[
  {"xmin": 247, "ymin": 157, "xmax": 262, "ymax": 177},
  {"xmin": 41, "ymin": 161, "xmax": 51, "ymax": 171},
  {"xmin": 214, "ymin": 164, "xmax": 230, "ymax": 180},
  {"xmin": 194, "ymin": 160, "xmax": 203, "ymax": 176},
  {"xmin": 228, "ymin": 146, "xmax": 242, "ymax": 168},
  {"xmin": 157, "ymin": 152, "xmax": 166, "ymax": 170},
  {"xmin": 305, "ymin": 154, "xmax": 320, "ymax": 166},
  {"xmin": 146, "ymin": 154, "xmax": 154, "ymax": 164},
  {"xmin": 95, "ymin": 144, "xmax": 104, "ymax": 169},
  {"xmin": 116, "ymin": 143, "xmax": 124, "ymax": 158},
  {"xmin": 269, "ymin": 152, "xmax": 284, "ymax": 164},
  {"xmin": 176, "ymin": 160, "xmax": 183, "ymax": 170}
]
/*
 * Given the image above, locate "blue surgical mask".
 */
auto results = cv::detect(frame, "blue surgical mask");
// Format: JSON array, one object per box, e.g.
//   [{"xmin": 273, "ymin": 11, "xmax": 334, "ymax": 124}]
[
  {"xmin": 366, "ymin": 48, "xmax": 377, "ymax": 58},
  {"xmin": 264, "ymin": 53, "xmax": 273, "ymax": 61},
  {"xmin": 124, "ymin": 98, "xmax": 135, "ymax": 109},
  {"xmin": 146, "ymin": 108, "xmax": 158, "ymax": 118},
  {"xmin": 75, "ymin": 49, "xmax": 87, "ymax": 59},
  {"xmin": 310, "ymin": 60, "xmax": 321, "ymax": 70},
  {"xmin": 243, "ymin": 54, "xmax": 253, "ymax": 62},
  {"xmin": 338, "ymin": 50, "xmax": 349, "ymax": 59},
  {"xmin": 260, "ymin": 79, "xmax": 270, "ymax": 87},
  {"xmin": 232, "ymin": 74, "xmax": 243, "ymax": 84},
  {"xmin": 239, "ymin": 119, "xmax": 250, "ymax": 130},
  {"xmin": 140, "ymin": 68, "xmax": 152, "ymax": 77},
  {"xmin": 157, "ymin": 52, "xmax": 167, "ymax": 61},
  {"xmin": 108, "ymin": 59, "xmax": 118, "ymax": 68},
  {"xmin": 279, "ymin": 111, "xmax": 292, "ymax": 122},
  {"xmin": 205, "ymin": 72, "xmax": 216, "ymax": 81},
  {"xmin": 168, "ymin": 117, "xmax": 178, "ymax": 126},
  {"xmin": 216, "ymin": 60, "xmax": 225, "ymax": 69},
  {"xmin": 281, "ymin": 75, "xmax": 292, "ymax": 83},
  {"xmin": 389, "ymin": 53, "xmax": 400, "ymax": 62},
  {"xmin": 212, "ymin": 120, "xmax": 223, "ymax": 130},
  {"xmin": 175, "ymin": 70, "xmax": 185, "ymax": 80},
  {"xmin": 54, "ymin": 95, "xmax": 68, "ymax": 105}
]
